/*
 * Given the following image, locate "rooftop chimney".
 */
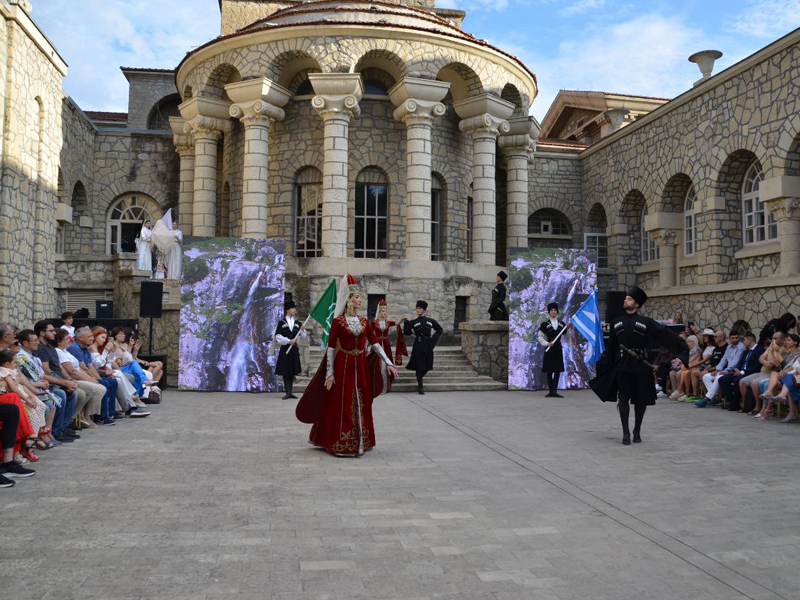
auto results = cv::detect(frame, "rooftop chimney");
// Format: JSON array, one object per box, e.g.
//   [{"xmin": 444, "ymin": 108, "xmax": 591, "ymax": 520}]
[{"xmin": 688, "ymin": 50, "xmax": 723, "ymax": 87}]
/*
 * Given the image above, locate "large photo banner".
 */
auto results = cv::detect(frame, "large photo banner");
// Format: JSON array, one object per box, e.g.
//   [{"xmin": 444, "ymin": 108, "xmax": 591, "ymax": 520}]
[
  {"xmin": 179, "ymin": 237, "xmax": 285, "ymax": 392},
  {"xmin": 508, "ymin": 248, "xmax": 598, "ymax": 391}
]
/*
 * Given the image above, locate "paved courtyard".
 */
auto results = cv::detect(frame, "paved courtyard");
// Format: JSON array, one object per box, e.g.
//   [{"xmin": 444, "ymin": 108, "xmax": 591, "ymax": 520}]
[{"xmin": 3, "ymin": 388, "xmax": 799, "ymax": 600}]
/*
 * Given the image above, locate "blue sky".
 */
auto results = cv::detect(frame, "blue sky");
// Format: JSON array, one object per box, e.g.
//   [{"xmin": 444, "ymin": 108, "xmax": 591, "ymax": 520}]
[{"xmin": 34, "ymin": 0, "xmax": 800, "ymax": 120}]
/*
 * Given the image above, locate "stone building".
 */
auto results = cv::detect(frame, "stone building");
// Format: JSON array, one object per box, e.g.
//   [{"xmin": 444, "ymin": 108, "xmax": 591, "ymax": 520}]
[{"xmin": 3, "ymin": 0, "xmax": 800, "ymax": 382}]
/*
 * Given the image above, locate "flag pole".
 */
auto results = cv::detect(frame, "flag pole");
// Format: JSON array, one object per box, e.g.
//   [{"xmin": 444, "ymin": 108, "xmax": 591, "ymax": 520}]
[
  {"xmin": 545, "ymin": 288, "xmax": 596, "ymax": 353},
  {"xmin": 283, "ymin": 315, "xmax": 311, "ymax": 354}
]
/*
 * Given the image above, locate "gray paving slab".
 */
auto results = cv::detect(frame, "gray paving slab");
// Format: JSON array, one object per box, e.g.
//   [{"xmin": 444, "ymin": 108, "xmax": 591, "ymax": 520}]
[{"xmin": 2, "ymin": 388, "xmax": 798, "ymax": 600}]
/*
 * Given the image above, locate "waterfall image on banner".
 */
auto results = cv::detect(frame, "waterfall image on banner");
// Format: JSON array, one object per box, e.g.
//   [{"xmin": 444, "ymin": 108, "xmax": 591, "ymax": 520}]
[
  {"xmin": 508, "ymin": 248, "xmax": 598, "ymax": 391},
  {"xmin": 179, "ymin": 237, "xmax": 285, "ymax": 392}
]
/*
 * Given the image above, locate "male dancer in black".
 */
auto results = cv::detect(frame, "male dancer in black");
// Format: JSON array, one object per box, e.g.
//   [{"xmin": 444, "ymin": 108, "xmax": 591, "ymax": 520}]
[
  {"xmin": 538, "ymin": 302, "xmax": 567, "ymax": 397},
  {"xmin": 274, "ymin": 300, "xmax": 305, "ymax": 400},
  {"xmin": 402, "ymin": 300, "xmax": 443, "ymax": 395},
  {"xmin": 605, "ymin": 286, "xmax": 688, "ymax": 445},
  {"xmin": 488, "ymin": 271, "xmax": 509, "ymax": 321}
]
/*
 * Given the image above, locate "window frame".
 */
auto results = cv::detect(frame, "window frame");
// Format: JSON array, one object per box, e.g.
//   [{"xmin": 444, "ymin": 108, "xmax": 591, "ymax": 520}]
[
  {"xmin": 294, "ymin": 168, "xmax": 323, "ymax": 258},
  {"xmin": 528, "ymin": 209, "xmax": 572, "ymax": 239},
  {"xmin": 641, "ymin": 207, "xmax": 659, "ymax": 264},
  {"xmin": 354, "ymin": 169, "xmax": 389, "ymax": 259},
  {"xmin": 583, "ymin": 232, "xmax": 608, "ymax": 269},
  {"xmin": 684, "ymin": 185, "xmax": 698, "ymax": 257},
  {"xmin": 106, "ymin": 194, "xmax": 158, "ymax": 255},
  {"xmin": 431, "ymin": 176, "xmax": 443, "ymax": 261},
  {"xmin": 742, "ymin": 160, "xmax": 776, "ymax": 245}
]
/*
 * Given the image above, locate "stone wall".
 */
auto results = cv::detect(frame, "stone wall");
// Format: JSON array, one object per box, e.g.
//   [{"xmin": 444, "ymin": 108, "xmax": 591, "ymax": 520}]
[
  {"xmin": 460, "ymin": 320, "xmax": 508, "ymax": 382},
  {"xmin": 60, "ymin": 99, "xmax": 97, "ymax": 255},
  {"xmin": 0, "ymin": 3, "xmax": 66, "ymax": 325},
  {"xmin": 528, "ymin": 152, "xmax": 584, "ymax": 249},
  {"xmin": 126, "ymin": 72, "xmax": 178, "ymax": 130}
]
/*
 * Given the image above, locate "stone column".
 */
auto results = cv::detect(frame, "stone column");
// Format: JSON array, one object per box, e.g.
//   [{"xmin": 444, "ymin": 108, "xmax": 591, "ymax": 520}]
[
  {"xmin": 226, "ymin": 79, "xmax": 292, "ymax": 239},
  {"xmin": 499, "ymin": 116, "xmax": 538, "ymax": 263},
  {"xmin": 309, "ymin": 73, "xmax": 363, "ymax": 259},
  {"xmin": 455, "ymin": 95, "xmax": 514, "ymax": 265},
  {"xmin": 651, "ymin": 229, "xmax": 678, "ymax": 288},
  {"xmin": 767, "ymin": 197, "xmax": 800, "ymax": 276},
  {"xmin": 178, "ymin": 98, "xmax": 232, "ymax": 237},
  {"xmin": 389, "ymin": 78, "xmax": 450, "ymax": 260},
  {"xmin": 170, "ymin": 118, "xmax": 195, "ymax": 235}
]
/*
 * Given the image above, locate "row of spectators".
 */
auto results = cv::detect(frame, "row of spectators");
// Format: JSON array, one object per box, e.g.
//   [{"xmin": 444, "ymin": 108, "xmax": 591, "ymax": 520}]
[
  {"xmin": 655, "ymin": 312, "xmax": 800, "ymax": 422},
  {"xmin": 0, "ymin": 315, "xmax": 163, "ymax": 489}
]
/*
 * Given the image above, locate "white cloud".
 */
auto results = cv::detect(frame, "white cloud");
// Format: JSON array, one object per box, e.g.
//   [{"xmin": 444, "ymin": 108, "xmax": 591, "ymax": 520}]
[
  {"xmin": 559, "ymin": 0, "xmax": 606, "ymax": 17},
  {"xmin": 731, "ymin": 0, "xmax": 800, "ymax": 38},
  {"xmin": 33, "ymin": 0, "xmax": 220, "ymax": 112},
  {"xmin": 500, "ymin": 13, "xmax": 713, "ymax": 120}
]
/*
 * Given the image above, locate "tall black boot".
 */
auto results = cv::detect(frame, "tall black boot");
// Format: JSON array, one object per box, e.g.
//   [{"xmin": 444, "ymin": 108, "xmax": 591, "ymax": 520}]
[
  {"xmin": 545, "ymin": 373, "xmax": 555, "ymax": 397},
  {"xmin": 282, "ymin": 377, "xmax": 292, "ymax": 400},
  {"xmin": 633, "ymin": 403, "xmax": 646, "ymax": 443},
  {"xmin": 552, "ymin": 374, "xmax": 564, "ymax": 398},
  {"xmin": 287, "ymin": 377, "xmax": 297, "ymax": 400},
  {"xmin": 416, "ymin": 371, "xmax": 425, "ymax": 395},
  {"xmin": 619, "ymin": 400, "xmax": 631, "ymax": 445}
]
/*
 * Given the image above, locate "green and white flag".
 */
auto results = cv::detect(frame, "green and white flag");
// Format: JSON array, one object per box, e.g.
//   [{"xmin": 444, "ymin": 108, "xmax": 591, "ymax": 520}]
[{"xmin": 309, "ymin": 278, "xmax": 338, "ymax": 349}]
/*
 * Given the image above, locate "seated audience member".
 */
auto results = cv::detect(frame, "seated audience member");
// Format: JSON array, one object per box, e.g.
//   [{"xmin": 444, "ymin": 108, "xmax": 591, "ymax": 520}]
[
  {"xmin": 60, "ymin": 312, "xmax": 75, "ymax": 340},
  {"xmin": 692, "ymin": 330, "xmax": 726, "ymax": 397},
  {"xmin": 35, "ymin": 321, "xmax": 87, "ymax": 430},
  {"xmin": 0, "ymin": 348, "xmax": 46, "ymax": 462},
  {"xmin": 0, "ymin": 350, "xmax": 37, "ymax": 463},
  {"xmin": 698, "ymin": 330, "xmax": 744, "ymax": 407},
  {"xmin": 68, "ymin": 327, "xmax": 118, "ymax": 425},
  {"xmin": 90, "ymin": 328, "xmax": 149, "ymax": 418},
  {"xmin": 720, "ymin": 331, "xmax": 764, "ymax": 412},
  {"xmin": 759, "ymin": 313, "xmax": 797, "ymax": 347},
  {"xmin": 756, "ymin": 333, "xmax": 800, "ymax": 420},
  {"xmin": 653, "ymin": 347, "xmax": 672, "ymax": 397},
  {"xmin": 751, "ymin": 332, "xmax": 788, "ymax": 415},
  {"xmin": 679, "ymin": 335, "xmax": 704, "ymax": 401},
  {"xmin": 765, "ymin": 360, "xmax": 800, "ymax": 423},
  {"xmin": 130, "ymin": 334, "xmax": 163, "ymax": 384},
  {"xmin": 55, "ymin": 330, "xmax": 101, "ymax": 428},
  {"xmin": 109, "ymin": 327, "xmax": 155, "ymax": 399},
  {"xmin": 0, "ymin": 323, "xmax": 15, "ymax": 351},
  {"xmin": 0, "ymin": 402, "xmax": 35, "ymax": 485},
  {"xmin": 16, "ymin": 329, "xmax": 78, "ymax": 445}
]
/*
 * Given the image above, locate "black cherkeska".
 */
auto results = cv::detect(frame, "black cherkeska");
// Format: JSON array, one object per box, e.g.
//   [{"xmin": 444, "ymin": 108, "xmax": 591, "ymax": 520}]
[
  {"xmin": 591, "ymin": 286, "xmax": 688, "ymax": 445},
  {"xmin": 274, "ymin": 317, "xmax": 303, "ymax": 399},
  {"xmin": 539, "ymin": 318, "xmax": 567, "ymax": 397},
  {"xmin": 403, "ymin": 313, "xmax": 443, "ymax": 395},
  {"xmin": 488, "ymin": 282, "xmax": 508, "ymax": 321}
]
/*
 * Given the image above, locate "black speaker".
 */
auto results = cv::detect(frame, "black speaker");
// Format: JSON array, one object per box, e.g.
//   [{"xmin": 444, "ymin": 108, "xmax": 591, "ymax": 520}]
[
  {"xmin": 140, "ymin": 281, "xmax": 164, "ymax": 318},
  {"xmin": 96, "ymin": 300, "xmax": 113, "ymax": 319},
  {"xmin": 606, "ymin": 291, "xmax": 627, "ymax": 323}
]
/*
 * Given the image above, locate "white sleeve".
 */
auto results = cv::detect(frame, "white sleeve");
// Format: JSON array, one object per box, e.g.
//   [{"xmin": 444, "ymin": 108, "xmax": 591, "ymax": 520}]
[
  {"xmin": 537, "ymin": 329, "xmax": 549, "ymax": 347},
  {"xmin": 326, "ymin": 347, "xmax": 335, "ymax": 378},
  {"xmin": 275, "ymin": 334, "xmax": 290, "ymax": 345},
  {"xmin": 371, "ymin": 343, "xmax": 394, "ymax": 367}
]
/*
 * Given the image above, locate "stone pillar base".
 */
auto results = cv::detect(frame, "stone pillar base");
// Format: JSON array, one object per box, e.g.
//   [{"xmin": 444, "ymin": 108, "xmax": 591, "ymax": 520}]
[{"xmin": 460, "ymin": 320, "xmax": 509, "ymax": 383}]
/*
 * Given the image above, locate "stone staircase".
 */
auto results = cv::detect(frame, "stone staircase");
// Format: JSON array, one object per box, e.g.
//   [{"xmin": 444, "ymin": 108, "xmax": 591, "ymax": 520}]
[{"xmin": 294, "ymin": 346, "xmax": 506, "ymax": 393}]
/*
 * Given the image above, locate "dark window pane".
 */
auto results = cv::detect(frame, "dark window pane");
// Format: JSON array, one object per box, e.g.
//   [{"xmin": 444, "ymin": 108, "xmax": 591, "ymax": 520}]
[
  {"xmin": 367, "ymin": 186, "xmax": 377, "ymax": 217},
  {"xmin": 377, "ymin": 186, "xmax": 388, "ymax": 216},
  {"xmin": 378, "ymin": 219, "xmax": 387, "ymax": 251},
  {"xmin": 355, "ymin": 185, "xmax": 365, "ymax": 217},
  {"xmin": 355, "ymin": 218, "xmax": 365, "ymax": 251},
  {"xmin": 366, "ymin": 218, "xmax": 376, "ymax": 251},
  {"xmin": 120, "ymin": 223, "xmax": 139, "ymax": 253}
]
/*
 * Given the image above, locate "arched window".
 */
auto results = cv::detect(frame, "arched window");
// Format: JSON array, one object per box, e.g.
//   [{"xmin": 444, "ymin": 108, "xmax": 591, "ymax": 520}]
[
  {"xmin": 528, "ymin": 209, "xmax": 572, "ymax": 237},
  {"xmin": 106, "ymin": 194, "xmax": 160, "ymax": 254},
  {"xmin": 294, "ymin": 167, "xmax": 323, "ymax": 257},
  {"xmin": 431, "ymin": 174, "xmax": 444, "ymax": 261},
  {"xmin": 742, "ymin": 160, "xmax": 775, "ymax": 244},
  {"xmin": 363, "ymin": 80, "xmax": 389, "ymax": 95},
  {"xmin": 684, "ymin": 185, "xmax": 698, "ymax": 256},
  {"xmin": 354, "ymin": 167, "xmax": 388, "ymax": 259},
  {"xmin": 147, "ymin": 94, "xmax": 182, "ymax": 130},
  {"xmin": 641, "ymin": 206, "xmax": 659, "ymax": 264}
]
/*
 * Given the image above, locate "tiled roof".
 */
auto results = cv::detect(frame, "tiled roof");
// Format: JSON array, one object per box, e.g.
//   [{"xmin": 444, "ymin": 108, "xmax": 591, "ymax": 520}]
[
  {"xmin": 85, "ymin": 111, "xmax": 128, "ymax": 121},
  {"xmin": 120, "ymin": 66, "xmax": 176, "ymax": 73},
  {"xmin": 560, "ymin": 90, "xmax": 671, "ymax": 102},
  {"xmin": 537, "ymin": 137, "xmax": 590, "ymax": 148}
]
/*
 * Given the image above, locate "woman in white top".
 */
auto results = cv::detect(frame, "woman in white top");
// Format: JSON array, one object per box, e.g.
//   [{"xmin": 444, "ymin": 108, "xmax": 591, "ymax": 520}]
[
  {"xmin": 90, "ymin": 328, "xmax": 149, "ymax": 418},
  {"xmin": 136, "ymin": 219, "xmax": 153, "ymax": 272},
  {"xmin": 55, "ymin": 330, "xmax": 99, "ymax": 427},
  {"xmin": 166, "ymin": 220, "xmax": 183, "ymax": 280}
]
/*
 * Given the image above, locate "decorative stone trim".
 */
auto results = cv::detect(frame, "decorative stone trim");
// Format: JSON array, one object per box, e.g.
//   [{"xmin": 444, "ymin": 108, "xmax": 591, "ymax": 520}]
[
  {"xmin": 636, "ymin": 262, "xmax": 660, "ymax": 275},
  {"xmin": 733, "ymin": 242, "xmax": 781, "ymax": 260},
  {"xmin": 229, "ymin": 100, "xmax": 286, "ymax": 125}
]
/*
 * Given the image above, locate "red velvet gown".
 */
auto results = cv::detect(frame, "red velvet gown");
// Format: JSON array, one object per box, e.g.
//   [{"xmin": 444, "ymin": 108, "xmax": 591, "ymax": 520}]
[
  {"xmin": 0, "ymin": 392, "xmax": 36, "ymax": 453},
  {"xmin": 371, "ymin": 320, "xmax": 395, "ymax": 363},
  {"xmin": 309, "ymin": 315, "xmax": 383, "ymax": 456}
]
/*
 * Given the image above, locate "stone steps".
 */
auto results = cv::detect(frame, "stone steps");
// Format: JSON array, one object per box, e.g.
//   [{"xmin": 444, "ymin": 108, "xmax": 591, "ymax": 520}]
[{"xmin": 296, "ymin": 346, "xmax": 506, "ymax": 393}]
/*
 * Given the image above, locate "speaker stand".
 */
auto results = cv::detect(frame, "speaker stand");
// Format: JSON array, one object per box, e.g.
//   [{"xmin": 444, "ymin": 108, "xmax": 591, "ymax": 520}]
[{"xmin": 148, "ymin": 316, "xmax": 154, "ymax": 356}]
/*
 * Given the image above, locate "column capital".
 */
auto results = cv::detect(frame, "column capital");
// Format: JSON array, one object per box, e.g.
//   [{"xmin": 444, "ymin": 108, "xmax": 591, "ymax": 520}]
[
  {"xmin": 766, "ymin": 196, "xmax": 800, "ymax": 221},
  {"xmin": 311, "ymin": 94, "xmax": 361, "ymax": 120},
  {"xmin": 184, "ymin": 116, "xmax": 230, "ymax": 137},
  {"xmin": 459, "ymin": 113, "xmax": 510, "ymax": 137},
  {"xmin": 649, "ymin": 228, "xmax": 678, "ymax": 245},
  {"xmin": 392, "ymin": 98, "xmax": 446, "ymax": 124},
  {"xmin": 229, "ymin": 100, "xmax": 285, "ymax": 125},
  {"xmin": 309, "ymin": 73, "xmax": 363, "ymax": 120},
  {"xmin": 173, "ymin": 135, "xmax": 194, "ymax": 154},
  {"xmin": 499, "ymin": 134, "xmax": 535, "ymax": 156},
  {"xmin": 178, "ymin": 96, "xmax": 232, "ymax": 135}
]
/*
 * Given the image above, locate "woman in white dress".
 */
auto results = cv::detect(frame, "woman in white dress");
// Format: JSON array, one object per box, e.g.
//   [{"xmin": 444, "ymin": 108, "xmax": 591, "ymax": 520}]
[
  {"xmin": 136, "ymin": 219, "xmax": 153, "ymax": 272},
  {"xmin": 166, "ymin": 220, "xmax": 183, "ymax": 280}
]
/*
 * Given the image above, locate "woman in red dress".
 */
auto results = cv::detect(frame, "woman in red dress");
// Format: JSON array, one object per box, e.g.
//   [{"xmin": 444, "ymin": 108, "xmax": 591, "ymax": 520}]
[{"xmin": 299, "ymin": 275, "xmax": 398, "ymax": 457}]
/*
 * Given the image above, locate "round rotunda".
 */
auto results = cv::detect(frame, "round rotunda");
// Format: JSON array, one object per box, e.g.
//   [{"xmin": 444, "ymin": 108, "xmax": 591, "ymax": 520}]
[{"xmin": 170, "ymin": 0, "xmax": 539, "ymax": 334}]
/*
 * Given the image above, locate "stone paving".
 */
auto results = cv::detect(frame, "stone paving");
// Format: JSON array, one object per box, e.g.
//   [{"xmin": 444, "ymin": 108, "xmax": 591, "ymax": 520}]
[{"xmin": 4, "ymin": 388, "xmax": 800, "ymax": 600}]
